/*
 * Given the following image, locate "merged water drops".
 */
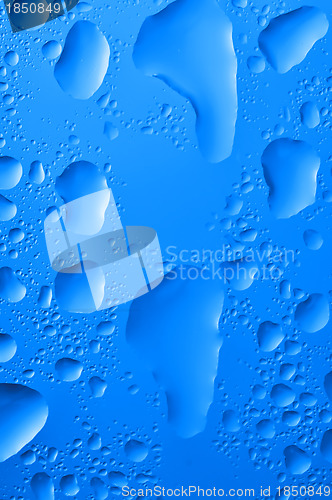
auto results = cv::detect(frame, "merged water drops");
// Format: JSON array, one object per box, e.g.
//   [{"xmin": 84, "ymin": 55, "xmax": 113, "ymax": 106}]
[
  {"xmin": 133, "ymin": 0, "xmax": 237, "ymax": 163},
  {"xmin": 257, "ymin": 321, "xmax": 284, "ymax": 352}
]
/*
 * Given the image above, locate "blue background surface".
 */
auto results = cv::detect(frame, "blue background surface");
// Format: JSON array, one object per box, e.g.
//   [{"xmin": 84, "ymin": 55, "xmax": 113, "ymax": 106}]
[{"xmin": 0, "ymin": 0, "xmax": 332, "ymax": 497}]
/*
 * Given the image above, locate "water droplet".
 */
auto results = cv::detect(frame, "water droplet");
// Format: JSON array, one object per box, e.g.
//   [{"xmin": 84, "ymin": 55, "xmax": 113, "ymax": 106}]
[
  {"xmin": 104, "ymin": 122, "xmax": 119, "ymax": 141},
  {"xmin": 29, "ymin": 160, "xmax": 45, "ymax": 184},
  {"xmin": 0, "ymin": 333, "xmax": 17, "ymax": 362},
  {"xmin": 55, "ymin": 358, "xmax": 83, "ymax": 382},
  {"xmin": 261, "ymin": 138, "xmax": 320, "ymax": 219},
  {"xmin": 89, "ymin": 376, "xmax": 107, "ymax": 398},
  {"xmin": 0, "ymin": 195, "xmax": 17, "ymax": 221},
  {"xmin": 88, "ymin": 432, "xmax": 101, "ymax": 450},
  {"xmin": 303, "ymin": 229, "xmax": 323, "ymax": 250},
  {"xmin": 271, "ymin": 384, "xmax": 295, "ymax": 407},
  {"xmin": 256, "ymin": 419, "xmax": 275, "ymax": 438},
  {"xmin": 127, "ymin": 270, "xmax": 224, "ymax": 438},
  {"xmin": 60, "ymin": 474, "xmax": 80, "ymax": 496},
  {"xmin": 133, "ymin": 0, "xmax": 237, "ymax": 163},
  {"xmin": 284, "ymin": 445, "xmax": 311, "ymax": 474},
  {"xmin": 54, "ymin": 21, "xmax": 110, "ymax": 99},
  {"xmin": 295, "ymin": 293, "xmax": 329, "ymax": 333},
  {"xmin": 222, "ymin": 410, "xmax": 241, "ymax": 432},
  {"xmin": 324, "ymin": 372, "xmax": 332, "ymax": 401},
  {"xmin": 0, "ymin": 156, "xmax": 22, "ymax": 189},
  {"xmin": 247, "ymin": 55, "xmax": 265, "ymax": 74},
  {"xmin": 257, "ymin": 321, "xmax": 284, "ymax": 352},
  {"xmin": 300, "ymin": 101, "xmax": 320, "ymax": 129},
  {"xmin": 42, "ymin": 40, "xmax": 62, "ymax": 60},
  {"xmin": 282, "ymin": 411, "xmax": 301, "ymax": 427},
  {"xmin": 38, "ymin": 285, "xmax": 52, "ymax": 308},
  {"xmin": 0, "ymin": 267, "xmax": 26, "ymax": 302},
  {"xmin": 124, "ymin": 439, "xmax": 148, "ymax": 462},
  {"xmin": 320, "ymin": 430, "xmax": 332, "ymax": 463},
  {"xmin": 96, "ymin": 321, "xmax": 115, "ymax": 336},
  {"xmin": 0, "ymin": 384, "xmax": 48, "ymax": 462},
  {"xmin": 258, "ymin": 7, "xmax": 329, "ymax": 73},
  {"xmin": 4, "ymin": 51, "xmax": 19, "ymax": 67},
  {"xmin": 31, "ymin": 472, "xmax": 54, "ymax": 500}
]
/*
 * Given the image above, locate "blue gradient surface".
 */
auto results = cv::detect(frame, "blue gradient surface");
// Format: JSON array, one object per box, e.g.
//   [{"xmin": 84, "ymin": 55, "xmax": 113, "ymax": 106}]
[{"xmin": 0, "ymin": 0, "xmax": 332, "ymax": 498}]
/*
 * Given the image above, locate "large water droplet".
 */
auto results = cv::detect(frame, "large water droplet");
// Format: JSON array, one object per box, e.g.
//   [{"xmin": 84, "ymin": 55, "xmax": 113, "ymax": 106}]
[
  {"xmin": 0, "ymin": 156, "xmax": 22, "ymax": 189},
  {"xmin": 29, "ymin": 161, "xmax": 45, "ymax": 184},
  {"xmin": 282, "ymin": 411, "xmax": 301, "ymax": 427},
  {"xmin": 261, "ymin": 138, "xmax": 320, "ymax": 219},
  {"xmin": 257, "ymin": 321, "xmax": 284, "ymax": 352},
  {"xmin": 0, "ymin": 333, "xmax": 17, "ymax": 362},
  {"xmin": 0, "ymin": 384, "xmax": 48, "ymax": 462},
  {"xmin": 256, "ymin": 419, "xmax": 275, "ymax": 438},
  {"xmin": 0, "ymin": 195, "xmax": 17, "ymax": 221},
  {"xmin": 42, "ymin": 40, "xmax": 62, "ymax": 60},
  {"xmin": 127, "ymin": 269, "xmax": 224, "ymax": 438},
  {"xmin": 60, "ymin": 474, "xmax": 80, "ymax": 496},
  {"xmin": 0, "ymin": 267, "xmax": 26, "ymax": 302},
  {"xmin": 54, "ymin": 21, "xmax": 110, "ymax": 99},
  {"xmin": 222, "ymin": 410, "xmax": 241, "ymax": 432},
  {"xmin": 324, "ymin": 372, "xmax": 332, "ymax": 401},
  {"xmin": 55, "ymin": 358, "xmax": 83, "ymax": 382},
  {"xmin": 89, "ymin": 376, "xmax": 107, "ymax": 398},
  {"xmin": 124, "ymin": 439, "xmax": 148, "ymax": 462},
  {"xmin": 284, "ymin": 445, "xmax": 311, "ymax": 474},
  {"xmin": 133, "ymin": 0, "xmax": 237, "ymax": 163},
  {"xmin": 31, "ymin": 472, "xmax": 54, "ymax": 500},
  {"xmin": 321, "ymin": 430, "xmax": 332, "ymax": 463},
  {"xmin": 303, "ymin": 229, "xmax": 323, "ymax": 250},
  {"xmin": 271, "ymin": 384, "xmax": 295, "ymax": 407},
  {"xmin": 300, "ymin": 101, "xmax": 320, "ymax": 129},
  {"xmin": 55, "ymin": 266, "xmax": 105, "ymax": 314},
  {"xmin": 258, "ymin": 6, "xmax": 329, "ymax": 74}
]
